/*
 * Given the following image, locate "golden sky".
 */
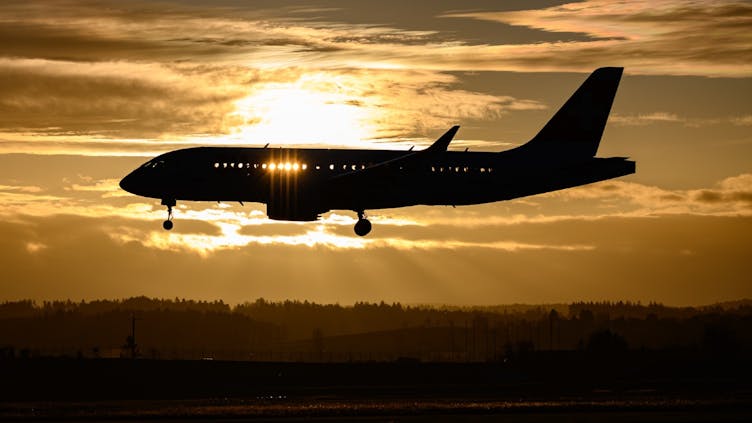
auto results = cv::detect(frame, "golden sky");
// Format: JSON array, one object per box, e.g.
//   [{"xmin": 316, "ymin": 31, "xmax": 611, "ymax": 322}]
[{"xmin": 0, "ymin": 0, "xmax": 750, "ymax": 305}]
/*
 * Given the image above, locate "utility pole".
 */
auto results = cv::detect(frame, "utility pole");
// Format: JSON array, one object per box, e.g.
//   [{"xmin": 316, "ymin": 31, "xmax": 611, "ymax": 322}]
[{"xmin": 123, "ymin": 312, "xmax": 140, "ymax": 359}]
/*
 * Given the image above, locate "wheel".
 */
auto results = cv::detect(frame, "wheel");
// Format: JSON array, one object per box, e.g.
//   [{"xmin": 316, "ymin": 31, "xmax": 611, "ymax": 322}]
[
  {"xmin": 354, "ymin": 218, "xmax": 371, "ymax": 236},
  {"xmin": 163, "ymin": 220, "xmax": 173, "ymax": 231}
]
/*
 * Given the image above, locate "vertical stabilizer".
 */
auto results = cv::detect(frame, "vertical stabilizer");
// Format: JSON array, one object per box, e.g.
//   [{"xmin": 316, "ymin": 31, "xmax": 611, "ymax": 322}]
[{"xmin": 523, "ymin": 67, "xmax": 623, "ymax": 159}]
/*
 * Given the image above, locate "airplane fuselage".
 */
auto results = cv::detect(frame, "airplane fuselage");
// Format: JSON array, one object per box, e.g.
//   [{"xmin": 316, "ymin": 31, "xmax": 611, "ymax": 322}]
[{"xmin": 122, "ymin": 146, "xmax": 635, "ymax": 221}]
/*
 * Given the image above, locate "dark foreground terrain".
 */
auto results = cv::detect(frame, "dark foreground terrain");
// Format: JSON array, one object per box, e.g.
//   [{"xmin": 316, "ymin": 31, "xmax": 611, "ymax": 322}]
[{"xmin": 1, "ymin": 351, "xmax": 751, "ymax": 422}]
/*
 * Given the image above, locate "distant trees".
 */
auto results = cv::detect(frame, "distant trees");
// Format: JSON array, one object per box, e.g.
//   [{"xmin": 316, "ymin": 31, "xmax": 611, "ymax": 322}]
[{"xmin": 0, "ymin": 297, "xmax": 750, "ymax": 361}]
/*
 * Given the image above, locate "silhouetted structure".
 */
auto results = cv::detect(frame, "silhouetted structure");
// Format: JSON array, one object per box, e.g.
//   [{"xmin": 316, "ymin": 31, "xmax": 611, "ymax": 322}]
[
  {"xmin": 121, "ymin": 312, "xmax": 139, "ymax": 359},
  {"xmin": 119, "ymin": 68, "xmax": 633, "ymax": 236}
]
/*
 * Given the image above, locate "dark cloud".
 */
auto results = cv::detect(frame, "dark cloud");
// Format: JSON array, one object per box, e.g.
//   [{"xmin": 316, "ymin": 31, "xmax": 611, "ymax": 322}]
[
  {"xmin": 0, "ymin": 62, "xmax": 249, "ymax": 138},
  {"xmin": 443, "ymin": 0, "xmax": 752, "ymax": 76},
  {"xmin": 695, "ymin": 190, "xmax": 752, "ymax": 205}
]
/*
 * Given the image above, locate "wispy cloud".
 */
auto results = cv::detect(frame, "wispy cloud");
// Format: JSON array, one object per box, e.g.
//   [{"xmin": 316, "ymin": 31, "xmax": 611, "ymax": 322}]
[
  {"xmin": 443, "ymin": 0, "xmax": 752, "ymax": 77},
  {"xmin": 731, "ymin": 115, "xmax": 752, "ymax": 126},
  {"xmin": 0, "ymin": 184, "xmax": 43, "ymax": 193},
  {"xmin": 0, "ymin": 57, "xmax": 539, "ymax": 152},
  {"xmin": 545, "ymin": 174, "xmax": 752, "ymax": 217},
  {"xmin": 2, "ymin": 0, "xmax": 747, "ymax": 155},
  {"xmin": 112, "ymin": 222, "xmax": 595, "ymax": 257},
  {"xmin": 610, "ymin": 112, "xmax": 752, "ymax": 127},
  {"xmin": 610, "ymin": 112, "xmax": 683, "ymax": 126}
]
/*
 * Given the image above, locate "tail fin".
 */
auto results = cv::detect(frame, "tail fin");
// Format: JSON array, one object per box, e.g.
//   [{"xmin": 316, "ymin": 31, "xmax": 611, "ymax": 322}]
[{"xmin": 522, "ymin": 67, "xmax": 623, "ymax": 159}]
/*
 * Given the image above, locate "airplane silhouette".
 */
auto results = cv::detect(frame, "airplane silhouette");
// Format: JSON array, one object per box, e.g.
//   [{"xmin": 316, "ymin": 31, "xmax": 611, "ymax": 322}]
[{"xmin": 120, "ymin": 67, "xmax": 634, "ymax": 236}]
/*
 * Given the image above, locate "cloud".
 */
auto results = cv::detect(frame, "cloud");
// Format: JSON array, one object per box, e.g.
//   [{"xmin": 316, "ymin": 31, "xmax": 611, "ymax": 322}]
[
  {"xmin": 0, "ymin": 184, "xmax": 43, "ymax": 193},
  {"xmin": 2, "ymin": 211, "xmax": 751, "ymax": 306},
  {"xmin": 64, "ymin": 178, "xmax": 132, "ymax": 198},
  {"xmin": 0, "ymin": 1, "xmax": 749, "ymax": 307},
  {"xmin": 25, "ymin": 242, "xmax": 46, "ymax": 254},
  {"xmin": 1, "ymin": 0, "xmax": 747, "ymax": 156},
  {"xmin": 442, "ymin": 0, "xmax": 752, "ymax": 77},
  {"xmin": 544, "ymin": 174, "xmax": 752, "ymax": 217},
  {"xmin": 732, "ymin": 115, "xmax": 752, "ymax": 126},
  {"xmin": 117, "ymin": 221, "xmax": 595, "ymax": 257},
  {"xmin": 610, "ymin": 113, "xmax": 752, "ymax": 128},
  {"xmin": 0, "ymin": 58, "xmax": 250, "ymax": 140},
  {"xmin": 3, "ymin": 1, "xmax": 748, "ymax": 78},
  {"xmin": 610, "ymin": 112, "xmax": 682, "ymax": 126},
  {"xmin": 0, "ymin": 57, "xmax": 539, "ymax": 152}
]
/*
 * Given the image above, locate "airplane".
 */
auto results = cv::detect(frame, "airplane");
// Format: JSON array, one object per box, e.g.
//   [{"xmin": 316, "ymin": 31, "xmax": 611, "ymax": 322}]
[{"xmin": 120, "ymin": 67, "xmax": 634, "ymax": 236}]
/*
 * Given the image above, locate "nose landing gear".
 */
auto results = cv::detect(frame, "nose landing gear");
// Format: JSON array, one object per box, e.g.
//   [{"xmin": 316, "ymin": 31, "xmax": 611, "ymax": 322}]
[
  {"xmin": 161, "ymin": 198, "xmax": 175, "ymax": 231},
  {"xmin": 354, "ymin": 210, "xmax": 372, "ymax": 237}
]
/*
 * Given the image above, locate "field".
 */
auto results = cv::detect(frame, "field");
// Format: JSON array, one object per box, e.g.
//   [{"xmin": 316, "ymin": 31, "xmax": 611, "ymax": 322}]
[{"xmin": 2, "ymin": 351, "xmax": 750, "ymax": 421}]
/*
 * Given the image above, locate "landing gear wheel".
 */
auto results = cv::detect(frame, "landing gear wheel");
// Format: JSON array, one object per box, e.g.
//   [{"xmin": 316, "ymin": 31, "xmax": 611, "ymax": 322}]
[
  {"xmin": 161, "ymin": 198, "xmax": 176, "ymax": 231},
  {"xmin": 354, "ymin": 219, "xmax": 371, "ymax": 236},
  {"xmin": 354, "ymin": 210, "xmax": 372, "ymax": 236}
]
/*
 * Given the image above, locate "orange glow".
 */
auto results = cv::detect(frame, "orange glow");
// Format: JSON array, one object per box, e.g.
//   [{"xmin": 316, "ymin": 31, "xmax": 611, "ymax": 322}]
[
  {"xmin": 264, "ymin": 162, "xmax": 307, "ymax": 172},
  {"xmin": 232, "ymin": 76, "xmax": 378, "ymax": 146},
  {"xmin": 0, "ymin": 0, "xmax": 750, "ymax": 306}
]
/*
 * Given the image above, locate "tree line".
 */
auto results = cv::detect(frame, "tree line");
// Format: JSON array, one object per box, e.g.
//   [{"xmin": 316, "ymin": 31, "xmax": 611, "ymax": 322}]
[{"xmin": 0, "ymin": 297, "xmax": 749, "ymax": 361}]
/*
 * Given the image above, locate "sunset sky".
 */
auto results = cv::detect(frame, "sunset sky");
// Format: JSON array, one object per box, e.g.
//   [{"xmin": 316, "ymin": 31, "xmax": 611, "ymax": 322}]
[{"xmin": 1, "ymin": 0, "xmax": 750, "ymax": 306}]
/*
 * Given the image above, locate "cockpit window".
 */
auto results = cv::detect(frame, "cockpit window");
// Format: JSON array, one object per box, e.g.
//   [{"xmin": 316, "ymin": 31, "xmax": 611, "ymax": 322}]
[{"xmin": 142, "ymin": 160, "xmax": 165, "ymax": 169}]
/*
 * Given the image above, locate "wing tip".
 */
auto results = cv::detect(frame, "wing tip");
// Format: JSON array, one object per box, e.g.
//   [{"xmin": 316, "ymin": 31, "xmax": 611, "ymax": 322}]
[{"xmin": 426, "ymin": 125, "xmax": 460, "ymax": 152}]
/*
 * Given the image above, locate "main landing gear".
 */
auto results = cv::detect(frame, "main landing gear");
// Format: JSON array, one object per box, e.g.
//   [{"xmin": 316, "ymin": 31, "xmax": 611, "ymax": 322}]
[
  {"xmin": 354, "ymin": 210, "xmax": 372, "ymax": 237},
  {"xmin": 161, "ymin": 198, "xmax": 175, "ymax": 231}
]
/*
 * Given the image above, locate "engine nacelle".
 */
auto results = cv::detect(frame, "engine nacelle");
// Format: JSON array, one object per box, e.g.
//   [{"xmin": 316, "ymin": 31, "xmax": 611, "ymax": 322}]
[{"xmin": 266, "ymin": 199, "xmax": 323, "ymax": 221}]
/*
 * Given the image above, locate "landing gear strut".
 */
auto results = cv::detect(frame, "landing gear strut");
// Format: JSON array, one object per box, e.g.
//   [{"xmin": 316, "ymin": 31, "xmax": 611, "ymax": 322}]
[
  {"xmin": 354, "ymin": 210, "xmax": 372, "ymax": 237},
  {"xmin": 161, "ymin": 198, "xmax": 175, "ymax": 231}
]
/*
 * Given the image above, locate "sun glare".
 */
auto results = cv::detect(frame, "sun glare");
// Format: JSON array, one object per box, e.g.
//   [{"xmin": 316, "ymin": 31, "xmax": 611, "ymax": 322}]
[{"xmin": 232, "ymin": 75, "xmax": 377, "ymax": 146}]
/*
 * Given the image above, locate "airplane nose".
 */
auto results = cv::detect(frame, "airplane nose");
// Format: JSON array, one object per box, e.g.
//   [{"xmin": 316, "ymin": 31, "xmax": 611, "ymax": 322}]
[{"xmin": 119, "ymin": 172, "xmax": 137, "ymax": 194}]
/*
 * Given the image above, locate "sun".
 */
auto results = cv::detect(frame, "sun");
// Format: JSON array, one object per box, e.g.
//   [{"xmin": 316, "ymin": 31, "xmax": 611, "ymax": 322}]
[{"xmin": 231, "ymin": 74, "xmax": 378, "ymax": 147}]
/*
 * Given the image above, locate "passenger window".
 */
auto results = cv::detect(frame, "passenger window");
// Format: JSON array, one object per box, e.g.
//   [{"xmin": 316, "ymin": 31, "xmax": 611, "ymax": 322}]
[
  {"xmin": 329, "ymin": 164, "xmax": 334, "ymax": 170},
  {"xmin": 214, "ymin": 163, "xmax": 219, "ymax": 168}
]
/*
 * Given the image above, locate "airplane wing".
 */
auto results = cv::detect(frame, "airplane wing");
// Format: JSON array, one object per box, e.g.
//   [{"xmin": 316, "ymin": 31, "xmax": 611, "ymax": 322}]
[{"xmin": 329, "ymin": 125, "xmax": 459, "ymax": 182}]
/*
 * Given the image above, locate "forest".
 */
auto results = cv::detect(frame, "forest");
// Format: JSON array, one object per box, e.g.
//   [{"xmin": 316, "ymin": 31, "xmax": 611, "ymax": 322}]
[{"xmin": 1, "ymin": 297, "xmax": 749, "ymax": 361}]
